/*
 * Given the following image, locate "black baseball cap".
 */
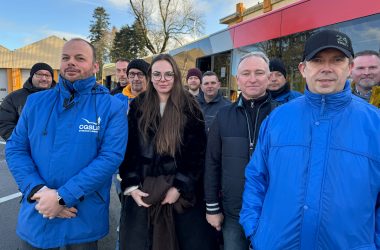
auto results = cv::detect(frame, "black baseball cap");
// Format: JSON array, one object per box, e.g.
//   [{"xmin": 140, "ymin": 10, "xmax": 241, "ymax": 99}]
[{"xmin": 303, "ymin": 29, "xmax": 354, "ymax": 61}]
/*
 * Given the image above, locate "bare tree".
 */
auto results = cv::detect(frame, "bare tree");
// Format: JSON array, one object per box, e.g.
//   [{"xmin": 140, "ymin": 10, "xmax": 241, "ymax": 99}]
[{"xmin": 129, "ymin": 0, "xmax": 204, "ymax": 54}]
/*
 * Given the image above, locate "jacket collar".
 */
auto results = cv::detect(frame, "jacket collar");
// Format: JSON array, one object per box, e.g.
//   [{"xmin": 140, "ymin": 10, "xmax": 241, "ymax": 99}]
[
  {"xmin": 122, "ymin": 84, "xmax": 137, "ymax": 98},
  {"xmin": 237, "ymin": 92, "xmax": 270, "ymax": 108},
  {"xmin": 304, "ymin": 80, "xmax": 352, "ymax": 116},
  {"xmin": 58, "ymin": 75, "xmax": 98, "ymax": 97},
  {"xmin": 197, "ymin": 91, "xmax": 223, "ymax": 105}
]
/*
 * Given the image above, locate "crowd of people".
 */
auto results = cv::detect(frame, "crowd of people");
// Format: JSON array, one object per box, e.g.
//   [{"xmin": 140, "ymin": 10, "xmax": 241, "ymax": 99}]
[{"xmin": 1, "ymin": 29, "xmax": 380, "ymax": 250}]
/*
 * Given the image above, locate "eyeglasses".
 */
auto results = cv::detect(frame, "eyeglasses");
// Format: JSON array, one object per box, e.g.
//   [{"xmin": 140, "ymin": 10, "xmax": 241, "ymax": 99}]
[
  {"xmin": 128, "ymin": 72, "xmax": 145, "ymax": 79},
  {"xmin": 34, "ymin": 73, "xmax": 52, "ymax": 79},
  {"xmin": 152, "ymin": 71, "xmax": 175, "ymax": 81}
]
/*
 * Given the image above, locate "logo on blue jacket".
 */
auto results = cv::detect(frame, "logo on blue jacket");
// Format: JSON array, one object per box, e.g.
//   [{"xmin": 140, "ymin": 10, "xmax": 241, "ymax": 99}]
[{"xmin": 79, "ymin": 117, "xmax": 101, "ymax": 133}]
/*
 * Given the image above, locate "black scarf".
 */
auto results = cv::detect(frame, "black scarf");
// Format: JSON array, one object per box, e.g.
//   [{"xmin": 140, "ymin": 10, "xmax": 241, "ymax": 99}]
[{"xmin": 269, "ymin": 82, "xmax": 290, "ymax": 99}]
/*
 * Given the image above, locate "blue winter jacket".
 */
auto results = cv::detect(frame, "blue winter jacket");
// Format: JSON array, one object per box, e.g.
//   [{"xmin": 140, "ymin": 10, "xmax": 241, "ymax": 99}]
[
  {"xmin": 274, "ymin": 90, "xmax": 302, "ymax": 104},
  {"xmin": 5, "ymin": 75, "xmax": 128, "ymax": 248},
  {"xmin": 240, "ymin": 82, "xmax": 380, "ymax": 249}
]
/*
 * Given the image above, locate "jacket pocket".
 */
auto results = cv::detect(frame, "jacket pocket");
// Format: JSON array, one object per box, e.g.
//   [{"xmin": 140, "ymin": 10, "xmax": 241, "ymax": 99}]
[{"xmin": 94, "ymin": 191, "xmax": 106, "ymax": 204}]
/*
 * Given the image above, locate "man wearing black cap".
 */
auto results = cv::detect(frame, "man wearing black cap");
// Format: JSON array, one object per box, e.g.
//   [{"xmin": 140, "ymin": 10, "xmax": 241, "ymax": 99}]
[
  {"xmin": 0, "ymin": 62, "xmax": 55, "ymax": 140},
  {"xmin": 268, "ymin": 58, "xmax": 302, "ymax": 104},
  {"xmin": 240, "ymin": 30, "xmax": 380, "ymax": 249}
]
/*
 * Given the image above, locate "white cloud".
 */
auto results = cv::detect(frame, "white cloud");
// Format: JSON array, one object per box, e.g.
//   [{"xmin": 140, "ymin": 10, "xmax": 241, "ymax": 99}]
[
  {"xmin": 41, "ymin": 28, "xmax": 88, "ymax": 41},
  {"xmin": 106, "ymin": 0, "xmax": 129, "ymax": 10},
  {"xmin": 70, "ymin": 0, "xmax": 100, "ymax": 6}
]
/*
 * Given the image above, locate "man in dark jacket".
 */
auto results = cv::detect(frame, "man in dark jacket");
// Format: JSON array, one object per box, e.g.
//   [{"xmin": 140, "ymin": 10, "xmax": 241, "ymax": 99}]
[
  {"xmin": 0, "ymin": 62, "xmax": 55, "ymax": 140},
  {"xmin": 268, "ymin": 58, "xmax": 302, "ymax": 104},
  {"xmin": 110, "ymin": 58, "xmax": 130, "ymax": 95},
  {"xmin": 204, "ymin": 51, "xmax": 278, "ymax": 250},
  {"xmin": 197, "ymin": 71, "xmax": 230, "ymax": 133}
]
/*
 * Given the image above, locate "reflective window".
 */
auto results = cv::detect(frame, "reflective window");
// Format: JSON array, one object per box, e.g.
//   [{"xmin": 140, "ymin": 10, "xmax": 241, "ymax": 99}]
[{"xmin": 234, "ymin": 14, "xmax": 380, "ymax": 93}]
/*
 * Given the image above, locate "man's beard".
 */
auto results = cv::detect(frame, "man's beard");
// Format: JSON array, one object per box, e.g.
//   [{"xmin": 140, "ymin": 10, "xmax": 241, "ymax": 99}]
[{"xmin": 358, "ymin": 79, "xmax": 378, "ymax": 90}]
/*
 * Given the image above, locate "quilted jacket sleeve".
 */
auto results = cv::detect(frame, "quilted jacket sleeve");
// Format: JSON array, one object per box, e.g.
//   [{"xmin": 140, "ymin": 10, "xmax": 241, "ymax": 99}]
[{"xmin": 5, "ymin": 98, "xmax": 45, "ymax": 196}]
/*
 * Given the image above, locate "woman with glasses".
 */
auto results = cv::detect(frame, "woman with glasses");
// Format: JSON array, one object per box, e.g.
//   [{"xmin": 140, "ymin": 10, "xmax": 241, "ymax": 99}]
[{"xmin": 119, "ymin": 54, "xmax": 217, "ymax": 250}]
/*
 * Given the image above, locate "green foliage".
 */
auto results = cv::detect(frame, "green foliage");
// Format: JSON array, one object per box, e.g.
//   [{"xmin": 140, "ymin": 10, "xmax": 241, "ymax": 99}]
[
  {"xmin": 89, "ymin": 7, "xmax": 110, "ymax": 43},
  {"xmin": 110, "ymin": 21, "xmax": 147, "ymax": 62},
  {"xmin": 88, "ymin": 7, "xmax": 111, "ymax": 80}
]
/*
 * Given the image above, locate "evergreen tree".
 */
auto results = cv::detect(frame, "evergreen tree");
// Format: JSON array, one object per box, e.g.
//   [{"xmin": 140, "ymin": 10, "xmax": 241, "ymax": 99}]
[
  {"xmin": 110, "ymin": 21, "xmax": 147, "ymax": 62},
  {"xmin": 88, "ymin": 7, "xmax": 111, "ymax": 80}
]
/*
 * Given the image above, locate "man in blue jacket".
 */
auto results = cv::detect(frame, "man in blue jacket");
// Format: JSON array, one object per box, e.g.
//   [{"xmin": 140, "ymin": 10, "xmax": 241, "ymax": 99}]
[
  {"xmin": 268, "ymin": 58, "xmax": 302, "ymax": 104},
  {"xmin": 240, "ymin": 30, "xmax": 380, "ymax": 249},
  {"xmin": 6, "ymin": 38, "xmax": 128, "ymax": 249}
]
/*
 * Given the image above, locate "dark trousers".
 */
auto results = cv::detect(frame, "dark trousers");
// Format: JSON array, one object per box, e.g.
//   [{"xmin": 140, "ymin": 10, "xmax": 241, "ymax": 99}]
[
  {"xmin": 19, "ymin": 240, "xmax": 98, "ymax": 250},
  {"xmin": 222, "ymin": 216, "xmax": 249, "ymax": 250}
]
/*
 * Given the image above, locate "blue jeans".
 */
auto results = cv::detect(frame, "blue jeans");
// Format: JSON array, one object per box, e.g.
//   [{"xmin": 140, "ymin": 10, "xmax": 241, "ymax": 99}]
[{"xmin": 222, "ymin": 216, "xmax": 249, "ymax": 250}]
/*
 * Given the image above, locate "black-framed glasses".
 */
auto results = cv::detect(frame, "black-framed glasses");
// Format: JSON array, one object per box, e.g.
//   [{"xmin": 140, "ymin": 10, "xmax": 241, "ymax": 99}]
[
  {"xmin": 128, "ymin": 72, "xmax": 145, "ymax": 79},
  {"xmin": 34, "ymin": 73, "xmax": 52, "ymax": 79},
  {"xmin": 152, "ymin": 71, "xmax": 175, "ymax": 81}
]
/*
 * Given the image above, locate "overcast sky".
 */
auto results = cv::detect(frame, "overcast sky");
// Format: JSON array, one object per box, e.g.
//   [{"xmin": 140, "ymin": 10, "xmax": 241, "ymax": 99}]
[{"xmin": 0, "ymin": 0, "xmax": 258, "ymax": 50}]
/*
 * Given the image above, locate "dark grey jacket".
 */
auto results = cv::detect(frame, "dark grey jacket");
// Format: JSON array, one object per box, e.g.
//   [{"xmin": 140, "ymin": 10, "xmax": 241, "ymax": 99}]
[
  {"xmin": 197, "ymin": 91, "xmax": 231, "ymax": 133},
  {"xmin": 204, "ymin": 93, "xmax": 278, "ymax": 219},
  {"xmin": 0, "ymin": 80, "xmax": 51, "ymax": 140}
]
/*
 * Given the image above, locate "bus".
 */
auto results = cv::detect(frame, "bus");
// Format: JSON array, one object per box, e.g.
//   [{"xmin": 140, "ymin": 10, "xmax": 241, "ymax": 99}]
[{"xmin": 104, "ymin": 0, "xmax": 380, "ymax": 100}]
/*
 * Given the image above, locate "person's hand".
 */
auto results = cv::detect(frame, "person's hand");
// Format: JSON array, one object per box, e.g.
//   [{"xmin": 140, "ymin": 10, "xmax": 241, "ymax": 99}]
[
  {"xmin": 206, "ymin": 213, "xmax": 224, "ymax": 231},
  {"xmin": 161, "ymin": 187, "xmax": 180, "ymax": 205},
  {"xmin": 56, "ymin": 207, "xmax": 78, "ymax": 219},
  {"xmin": 32, "ymin": 188, "xmax": 64, "ymax": 219},
  {"xmin": 130, "ymin": 189, "xmax": 151, "ymax": 208}
]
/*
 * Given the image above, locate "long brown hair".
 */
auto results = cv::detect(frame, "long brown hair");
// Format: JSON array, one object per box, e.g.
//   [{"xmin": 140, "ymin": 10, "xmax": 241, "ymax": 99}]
[{"xmin": 138, "ymin": 54, "xmax": 198, "ymax": 157}]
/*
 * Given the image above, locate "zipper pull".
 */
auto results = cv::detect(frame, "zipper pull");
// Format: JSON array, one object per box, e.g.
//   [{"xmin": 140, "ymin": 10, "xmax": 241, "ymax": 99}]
[
  {"xmin": 251, "ymin": 101, "xmax": 254, "ymax": 108},
  {"xmin": 249, "ymin": 143, "xmax": 254, "ymax": 157}
]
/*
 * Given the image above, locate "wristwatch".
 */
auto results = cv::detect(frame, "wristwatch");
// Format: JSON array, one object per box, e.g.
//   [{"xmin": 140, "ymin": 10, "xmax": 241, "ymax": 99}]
[{"xmin": 56, "ymin": 191, "xmax": 66, "ymax": 206}]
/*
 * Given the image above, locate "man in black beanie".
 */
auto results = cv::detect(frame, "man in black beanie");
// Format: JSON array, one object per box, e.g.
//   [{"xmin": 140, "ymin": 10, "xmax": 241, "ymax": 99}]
[
  {"xmin": 113, "ymin": 58, "xmax": 150, "ymax": 206},
  {"xmin": 118, "ymin": 58, "xmax": 149, "ymax": 100},
  {"xmin": 268, "ymin": 58, "xmax": 302, "ymax": 104},
  {"xmin": 0, "ymin": 62, "xmax": 55, "ymax": 140}
]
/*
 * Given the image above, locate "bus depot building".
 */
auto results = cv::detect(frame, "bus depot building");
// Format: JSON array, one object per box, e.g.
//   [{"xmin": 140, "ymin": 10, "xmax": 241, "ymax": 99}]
[{"xmin": 0, "ymin": 36, "xmax": 65, "ymax": 104}]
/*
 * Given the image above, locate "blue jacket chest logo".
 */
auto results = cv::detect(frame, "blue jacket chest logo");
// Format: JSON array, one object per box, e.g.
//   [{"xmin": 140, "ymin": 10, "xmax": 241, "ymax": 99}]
[{"xmin": 79, "ymin": 117, "xmax": 101, "ymax": 133}]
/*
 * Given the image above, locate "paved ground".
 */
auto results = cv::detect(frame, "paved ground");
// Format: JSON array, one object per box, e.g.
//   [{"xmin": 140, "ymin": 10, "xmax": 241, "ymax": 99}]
[{"xmin": 0, "ymin": 142, "xmax": 121, "ymax": 250}]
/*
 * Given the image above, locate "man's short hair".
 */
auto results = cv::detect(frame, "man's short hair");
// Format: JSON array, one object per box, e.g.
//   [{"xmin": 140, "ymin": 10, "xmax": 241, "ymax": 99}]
[
  {"xmin": 238, "ymin": 51, "xmax": 270, "ymax": 68},
  {"xmin": 354, "ymin": 50, "xmax": 380, "ymax": 59},
  {"xmin": 67, "ymin": 38, "xmax": 97, "ymax": 62},
  {"xmin": 202, "ymin": 71, "xmax": 218, "ymax": 81},
  {"xmin": 116, "ymin": 58, "xmax": 130, "ymax": 63}
]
